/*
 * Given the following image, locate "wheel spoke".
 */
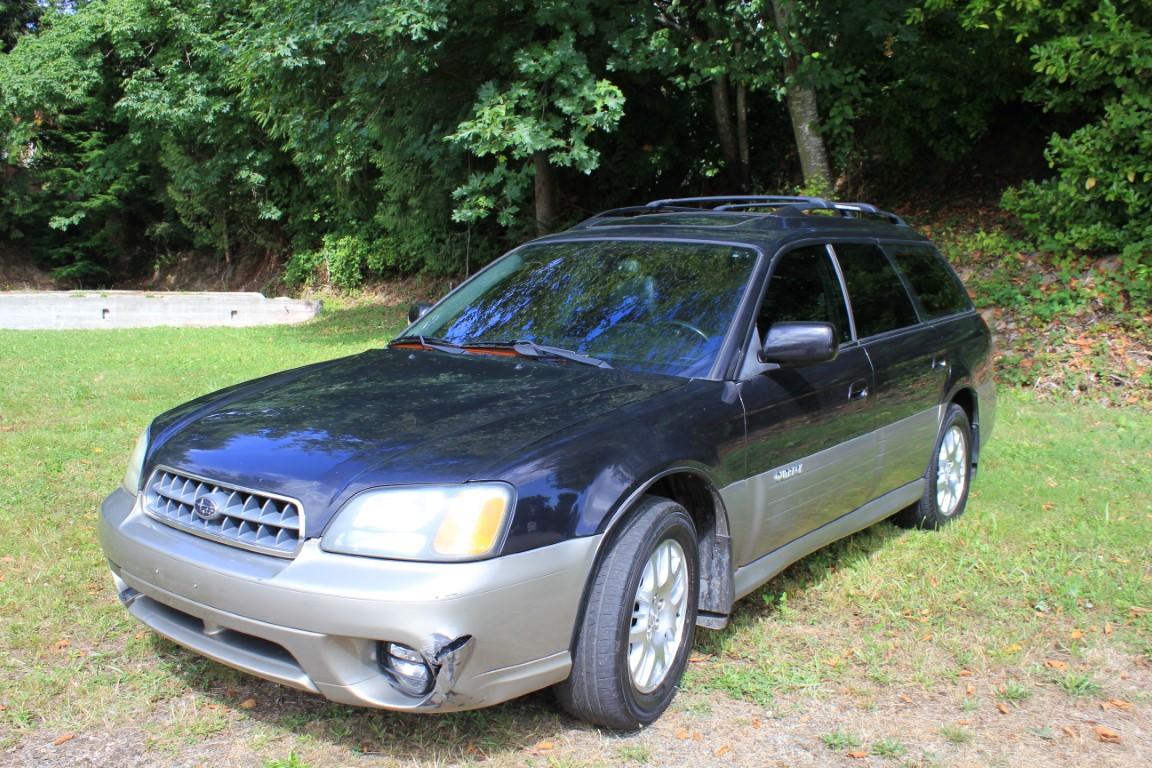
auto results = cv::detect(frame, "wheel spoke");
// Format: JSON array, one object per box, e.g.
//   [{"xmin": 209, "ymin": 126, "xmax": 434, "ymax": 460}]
[
  {"xmin": 627, "ymin": 536, "xmax": 690, "ymax": 694},
  {"xmin": 935, "ymin": 425, "xmax": 968, "ymax": 517}
]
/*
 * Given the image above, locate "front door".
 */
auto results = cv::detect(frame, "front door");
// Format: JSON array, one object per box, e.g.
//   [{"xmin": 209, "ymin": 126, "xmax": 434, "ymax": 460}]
[{"xmin": 735, "ymin": 244, "xmax": 876, "ymax": 565}]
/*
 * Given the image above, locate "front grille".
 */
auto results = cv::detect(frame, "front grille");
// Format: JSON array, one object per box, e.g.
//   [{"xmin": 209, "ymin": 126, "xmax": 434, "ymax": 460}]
[{"xmin": 142, "ymin": 467, "xmax": 304, "ymax": 558}]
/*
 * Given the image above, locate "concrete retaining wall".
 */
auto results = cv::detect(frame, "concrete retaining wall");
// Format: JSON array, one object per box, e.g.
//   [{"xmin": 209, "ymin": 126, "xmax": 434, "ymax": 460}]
[{"xmin": 0, "ymin": 291, "xmax": 321, "ymax": 329}]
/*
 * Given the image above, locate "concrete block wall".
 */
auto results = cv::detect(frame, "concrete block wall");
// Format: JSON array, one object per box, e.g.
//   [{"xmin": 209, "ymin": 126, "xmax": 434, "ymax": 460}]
[{"xmin": 0, "ymin": 291, "xmax": 321, "ymax": 329}]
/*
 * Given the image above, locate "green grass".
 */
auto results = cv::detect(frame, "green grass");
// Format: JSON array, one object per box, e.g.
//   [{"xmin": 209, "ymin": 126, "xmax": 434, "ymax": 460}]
[
  {"xmin": 0, "ymin": 305, "xmax": 409, "ymax": 744},
  {"xmin": 693, "ymin": 388, "xmax": 1152, "ymax": 702},
  {"xmin": 1, "ymin": 303, "xmax": 1150, "ymax": 761},
  {"xmin": 938, "ymin": 725, "xmax": 973, "ymax": 745},
  {"xmin": 820, "ymin": 730, "xmax": 862, "ymax": 750},
  {"xmin": 1057, "ymin": 673, "xmax": 1102, "ymax": 697},
  {"xmin": 871, "ymin": 737, "xmax": 906, "ymax": 758}
]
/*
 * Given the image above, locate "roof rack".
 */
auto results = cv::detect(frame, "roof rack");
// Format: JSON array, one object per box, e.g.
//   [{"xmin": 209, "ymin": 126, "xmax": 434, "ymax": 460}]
[{"xmin": 573, "ymin": 195, "xmax": 906, "ymax": 229}]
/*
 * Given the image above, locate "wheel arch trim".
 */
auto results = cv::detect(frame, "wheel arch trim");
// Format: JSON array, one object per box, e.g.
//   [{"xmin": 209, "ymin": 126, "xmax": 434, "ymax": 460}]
[{"xmin": 570, "ymin": 466, "xmax": 735, "ymax": 653}]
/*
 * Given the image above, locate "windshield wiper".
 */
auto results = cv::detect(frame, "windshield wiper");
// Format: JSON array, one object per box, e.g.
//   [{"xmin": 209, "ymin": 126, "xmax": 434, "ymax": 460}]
[
  {"xmin": 466, "ymin": 340, "xmax": 612, "ymax": 369},
  {"xmin": 387, "ymin": 335, "xmax": 467, "ymax": 355}
]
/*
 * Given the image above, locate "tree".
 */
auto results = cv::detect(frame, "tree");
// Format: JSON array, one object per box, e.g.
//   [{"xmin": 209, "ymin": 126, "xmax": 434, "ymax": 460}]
[
  {"xmin": 770, "ymin": 0, "xmax": 832, "ymax": 190},
  {"xmin": 924, "ymin": 0, "xmax": 1152, "ymax": 304}
]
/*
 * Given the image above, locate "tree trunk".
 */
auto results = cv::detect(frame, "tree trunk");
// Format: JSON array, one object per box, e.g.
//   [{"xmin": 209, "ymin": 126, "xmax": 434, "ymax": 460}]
[
  {"xmin": 736, "ymin": 79, "xmax": 751, "ymax": 191},
  {"xmin": 770, "ymin": 0, "xmax": 832, "ymax": 191},
  {"xmin": 533, "ymin": 151, "xmax": 556, "ymax": 235},
  {"xmin": 710, "ymin": 75, "xmax": 745, "ymax": 192}
]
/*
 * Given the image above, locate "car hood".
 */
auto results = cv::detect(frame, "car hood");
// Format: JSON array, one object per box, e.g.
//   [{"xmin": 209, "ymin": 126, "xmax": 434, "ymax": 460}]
[{"xmin": 147, "ymin": 348, "xmax": 685, "ymax": 535}]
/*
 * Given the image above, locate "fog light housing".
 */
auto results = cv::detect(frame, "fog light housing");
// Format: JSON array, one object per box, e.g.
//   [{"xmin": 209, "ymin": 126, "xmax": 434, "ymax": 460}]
[{"xmin": 378, "ymin": 642, "xmax": 433, "ymax": 697}]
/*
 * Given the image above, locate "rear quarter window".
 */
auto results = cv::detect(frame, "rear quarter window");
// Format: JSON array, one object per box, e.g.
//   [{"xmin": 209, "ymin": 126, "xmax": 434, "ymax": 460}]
[{"xmin": 887, "ymin": 244, "xmax": 973, "ymax": 318}]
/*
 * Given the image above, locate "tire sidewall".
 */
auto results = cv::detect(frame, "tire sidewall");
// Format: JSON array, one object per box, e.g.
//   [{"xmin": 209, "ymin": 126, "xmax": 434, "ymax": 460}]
[
  {"xmin": 929, "ymin": 405, "xmax": 972, "ymax": 521},
  {"xmin": 613, "ymin": 505, "xmax": 699, "ymax": 724}
]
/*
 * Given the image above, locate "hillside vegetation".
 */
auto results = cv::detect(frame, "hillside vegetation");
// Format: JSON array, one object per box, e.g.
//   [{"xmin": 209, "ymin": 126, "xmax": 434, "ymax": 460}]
[{"xmin": 0, "ymin": 1, "xmax": 1148, "ymax": 308}]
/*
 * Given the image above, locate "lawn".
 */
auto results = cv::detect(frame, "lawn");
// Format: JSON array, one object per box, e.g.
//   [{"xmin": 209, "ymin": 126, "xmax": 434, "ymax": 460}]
[{"xmin": 1, "ymin": 304, "xmax": 1148, "ymax": 767}]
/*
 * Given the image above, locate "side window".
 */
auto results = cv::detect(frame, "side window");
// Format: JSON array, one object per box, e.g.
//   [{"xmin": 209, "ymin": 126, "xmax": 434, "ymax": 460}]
[
  {"xmin": 833, "ymin": 243, "xmax": 919, "ymax": 338},
  {"xmin": 759, "ymin": 245, "xmax": 852, "ymax": 344},
  {"xmin": 887, "ymin": 244, "xmax": 973, "ymax": 318}
]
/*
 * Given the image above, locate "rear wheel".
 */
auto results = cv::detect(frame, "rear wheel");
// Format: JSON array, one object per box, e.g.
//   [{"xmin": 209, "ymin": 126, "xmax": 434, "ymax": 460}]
[
  {"xmin": 555, "ymin": 496, "xmax": 698, "ymax": 730},
  {"xmin": 895, "ymin": 403, "xmax": 972, "ymax": 530}
]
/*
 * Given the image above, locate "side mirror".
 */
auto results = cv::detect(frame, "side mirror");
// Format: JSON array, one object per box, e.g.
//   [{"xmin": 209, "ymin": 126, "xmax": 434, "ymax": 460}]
[
  {"xmin": 408, "ymin": 301, "xmax": 433, "ymax": 323},
  {"xmin": 759, "ymin": 321, "xmax": 838, "ymax": 367}
]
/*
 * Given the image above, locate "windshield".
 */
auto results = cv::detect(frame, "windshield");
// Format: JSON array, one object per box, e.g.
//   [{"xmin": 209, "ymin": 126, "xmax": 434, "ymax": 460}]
[{"xmin": 405, "ymin": 239, "xmax": 758, "ymax": 377}]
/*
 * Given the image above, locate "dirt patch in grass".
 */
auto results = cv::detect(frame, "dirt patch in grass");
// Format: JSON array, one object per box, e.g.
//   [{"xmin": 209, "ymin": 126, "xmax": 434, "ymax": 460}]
[{"xmin": 4, "ymin": 653, "xmax": 1148, "ymax": 767}]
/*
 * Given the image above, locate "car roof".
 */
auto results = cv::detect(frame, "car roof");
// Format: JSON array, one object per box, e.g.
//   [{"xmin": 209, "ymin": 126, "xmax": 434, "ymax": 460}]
[{"xmin": 546, "ymin": 195, "xmax": 930, "ymax": 249}]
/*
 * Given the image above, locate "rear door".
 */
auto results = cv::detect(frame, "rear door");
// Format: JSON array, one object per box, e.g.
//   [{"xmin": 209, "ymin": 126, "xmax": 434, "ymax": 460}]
[
  {"xmin": 734, "ymin": 243, "xmax": 876, "ymax": 565},
  {"xmin": 831, "ymin": 242, "xmax": 945, "ymax": 495}
]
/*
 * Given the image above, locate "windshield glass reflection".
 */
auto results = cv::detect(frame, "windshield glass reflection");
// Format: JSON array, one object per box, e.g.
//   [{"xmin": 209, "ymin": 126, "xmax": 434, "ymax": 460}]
[{"xmin": 407, "ymin": 240, "xmax": 757, "ymax": 377}]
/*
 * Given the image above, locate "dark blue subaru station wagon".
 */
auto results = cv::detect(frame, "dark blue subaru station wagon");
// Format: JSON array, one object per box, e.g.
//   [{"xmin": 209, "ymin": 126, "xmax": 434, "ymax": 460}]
[{"xmin": 99, "ymin": 196, "xmax": 995, "ymax": 730}]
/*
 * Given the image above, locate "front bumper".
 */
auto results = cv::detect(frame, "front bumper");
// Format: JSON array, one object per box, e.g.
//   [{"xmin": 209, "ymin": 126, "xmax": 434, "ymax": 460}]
[{"xmin": 98, "ymin": 487, "xmax": 600, "ymax": 711}]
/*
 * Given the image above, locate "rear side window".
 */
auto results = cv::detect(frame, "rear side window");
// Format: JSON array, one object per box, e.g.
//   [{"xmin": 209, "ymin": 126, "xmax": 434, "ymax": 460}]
[
  {"xmin": 887, "ymin": 244, "xmax": 973, "ymax": 318},
  {"xmin": 832, "ymin": 243, "xmax": 919, "ymax": 338}
]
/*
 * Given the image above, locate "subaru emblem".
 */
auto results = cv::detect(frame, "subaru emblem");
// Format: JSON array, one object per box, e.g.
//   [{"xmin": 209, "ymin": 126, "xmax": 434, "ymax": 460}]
[{"xmin": 193, "ymin": 496, "xmax": 220, "ymax": 521}]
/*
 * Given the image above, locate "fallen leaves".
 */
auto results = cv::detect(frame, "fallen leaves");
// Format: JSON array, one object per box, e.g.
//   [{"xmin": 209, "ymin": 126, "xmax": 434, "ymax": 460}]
[
  {"xmin": 1100, "ymin": 699, "xmax": 1132, "ymax": 712},
  {"xmin": 52, "ymin": 733, "xmax": 75, "ymax": 746},
  {"xmin": 996, "ymin": 703, "xmax": 1010, "ymax": 715},
  {"xmin": 238, "ymin": 698, "xmax": 256, "ymax": 709},
  {"xmin": 533, "ymin": 740, "xmax": 554, "ymax": 752},
  {"xmin": 713, "ymin": 745, "xmax": 732, "ymax": 758},
  {"xmin": 1043, "ymin": 659, "xmax": 1068, "ymax": 672},
  {"xmin": 1094, "ymin": 725, "xmax": 1121, "ymax": 744},
  {"xmin": 847, "ymin": 750, "xmax": 869, "ymax": 759}
]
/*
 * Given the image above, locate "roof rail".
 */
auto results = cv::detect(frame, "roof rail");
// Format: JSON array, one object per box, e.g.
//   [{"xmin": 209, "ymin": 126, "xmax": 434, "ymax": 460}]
[
  {"xmin": 570, "ymin": 204, "xmax": 704, "ymax": 229},
  {"xmin": 571, "ymin": 195, "xmax": 907, "ymax": 229},
  {"xmin": 648, "ymin": 195, "xmax": 833, "ymax": 210},
  {"xmin": 646, "ymin": 195, "xmax": 906, "ymax": 225}
]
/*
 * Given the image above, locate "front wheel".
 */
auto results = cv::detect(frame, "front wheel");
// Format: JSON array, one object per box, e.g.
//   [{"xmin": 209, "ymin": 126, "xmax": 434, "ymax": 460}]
[
  {"xmin": 894, "ymin": 403, "xmax": 972, "ymax": 530},
  {"xmin": 555, "ymin": 496, "xmax": 699, "ymax": 730}
]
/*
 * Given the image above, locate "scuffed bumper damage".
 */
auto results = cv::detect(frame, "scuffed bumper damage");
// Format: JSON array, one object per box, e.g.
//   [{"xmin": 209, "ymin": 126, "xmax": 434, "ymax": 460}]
[{"xmin": 99, "ymin": 488, "xmax": 600, "ymax": 711}]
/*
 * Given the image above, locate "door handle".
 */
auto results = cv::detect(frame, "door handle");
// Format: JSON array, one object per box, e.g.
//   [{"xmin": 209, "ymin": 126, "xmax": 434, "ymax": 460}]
[
  {"xmin": 848, "ymin": 381, "xmax": 869, "ymax": 400},
  {"xmin": 932, "ymin": 356, "xmax": 948, "ymax": 370}
]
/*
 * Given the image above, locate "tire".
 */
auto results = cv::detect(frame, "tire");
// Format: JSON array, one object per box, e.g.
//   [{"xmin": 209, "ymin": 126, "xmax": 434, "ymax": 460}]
[
  {"xmin": 555, "ymin": 496, "xmax": 699, "ymax": 730},
  {"xmin": 894, "ymin": 403, "xmax": 972, "ymax": 530}
]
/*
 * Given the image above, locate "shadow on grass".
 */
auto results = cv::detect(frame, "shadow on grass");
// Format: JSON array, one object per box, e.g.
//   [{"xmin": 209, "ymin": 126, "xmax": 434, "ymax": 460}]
[
  {"xmin": 729, "ymin": 521, "xmax": 905, "ymax": 625},
  {"xmin": 148, "ymin": 521, "xmax": 908, "ymax": 761},
  {"xmin": 687, "ymin": 520, "xmax": 909, "ymax": 702},
  {"xmin": 151, "ymin": 637, "xmax": 585, "ymax": 762}
]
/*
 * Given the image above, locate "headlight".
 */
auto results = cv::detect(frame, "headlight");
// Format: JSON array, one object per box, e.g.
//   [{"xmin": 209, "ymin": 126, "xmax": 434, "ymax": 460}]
[
  {"xmin": 122, "ymin": 426, "xmax": 150, "ymax": 495},
  {"xmin": 321, "ymin": 484, "xmax": 515, "ymax": 562}
]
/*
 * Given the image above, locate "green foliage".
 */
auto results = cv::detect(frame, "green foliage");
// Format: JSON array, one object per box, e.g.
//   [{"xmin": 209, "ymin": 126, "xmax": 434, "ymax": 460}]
[
  {"xmin": 0, "ymin": 0, "xmax": 296, "ymax": 279},
  {"xmin": 0, "ymin": 0, "xmax": 1148, "ymax": 298},
  {"xmin": 284, "ymin": 233, "xmax": 391, "ymax": 290},
  {"xmin": 448, "ymin": 32, "xmax": 625, "ymax": 226},
  {"xmin": 0, "ymin": 0, "xmax": 41, "ymax": 52},
  {"xmin": 927, "ymin": 0, "xmax": 1152, "ymax": 306}
]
